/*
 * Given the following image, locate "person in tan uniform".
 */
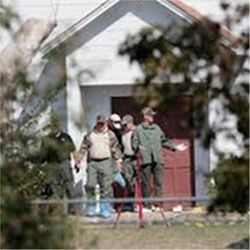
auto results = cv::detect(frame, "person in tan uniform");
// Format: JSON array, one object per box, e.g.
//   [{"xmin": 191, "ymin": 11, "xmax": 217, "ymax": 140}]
[
  {"xmin": 122, "ymin": 115, "xmax": 137, "ymax": 186},
  {"xmin": 76, "ymin": 115, "xmax": 123, "ymax": 218},
  {"xmin": 121, "ymin": 114, "xmax": 137, "ymax": 212}
]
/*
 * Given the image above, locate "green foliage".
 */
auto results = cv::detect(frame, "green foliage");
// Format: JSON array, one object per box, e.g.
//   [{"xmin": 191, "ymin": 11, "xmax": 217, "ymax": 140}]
[
  {"xmin": 208, "ymin": 155, "xmax": 249, "ymax": 214},
  {"xmin": 204, "ymin": 177, "xmax": 218, "ymax": 199},
  {"xmin": 0, "ymin": 5, "xmax": 75, "ymax": 249},
  {"xmin": 119, "ymin": 14, "xmax": 249, "ymax": 137},
  {"xmin": 0, "ymin": 127, "xmax": 75, "ymax": 248},
  {"xmin": 1, "ymin": 192, "xmax": 74, "ymax": 249},
  {"xmin": 119, "ymin": 3, "xmax": 249, "ymax": 213}
]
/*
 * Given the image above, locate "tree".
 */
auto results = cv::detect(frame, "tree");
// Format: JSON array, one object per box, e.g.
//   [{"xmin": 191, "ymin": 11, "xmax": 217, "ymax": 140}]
[
  {"xmin": 119, "ymin": 2, "xmax": 249, "ymax": 213},
  {"xmin": 0, "ymin": 4, "xmax": 74, "ymax": 249}
]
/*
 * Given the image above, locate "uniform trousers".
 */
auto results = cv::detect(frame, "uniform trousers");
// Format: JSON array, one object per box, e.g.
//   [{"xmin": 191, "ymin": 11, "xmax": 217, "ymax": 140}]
[
  {"xmin": 141, "ymin": 162, "xmax": 163, "ymax": 208},
  {"xmin": 85, "ymin": 158, "xmax": 113, "ymax": 199}
]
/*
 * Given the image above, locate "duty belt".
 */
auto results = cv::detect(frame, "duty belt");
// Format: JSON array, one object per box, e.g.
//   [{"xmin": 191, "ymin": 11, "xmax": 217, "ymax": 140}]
[
  {"xmin": 124, "ymin": 155, "xmax": 136, "ymax": 160},
  {"xmin": 90, "ymin": 157, "xmax": 110, "ymax": 162}
]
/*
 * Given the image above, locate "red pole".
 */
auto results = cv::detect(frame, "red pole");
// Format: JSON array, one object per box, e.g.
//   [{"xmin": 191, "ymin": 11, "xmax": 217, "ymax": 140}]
[{"xmin": 136, "ymin": 152, "xmax": 144, "ymax": 228}]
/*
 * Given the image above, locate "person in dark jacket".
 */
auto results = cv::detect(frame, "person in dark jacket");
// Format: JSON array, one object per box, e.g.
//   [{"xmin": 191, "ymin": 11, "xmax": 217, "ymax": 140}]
[
  {"xmin": 108, "ymin": 113, "xmax": 123, "ymax": 147},
  {"xmin": 39, "ymin": 126, "xmax": 76, "ymax": 213},
  {"xmin": 108, "ymin": 113, "xmax": 127, "ymax": 211}
]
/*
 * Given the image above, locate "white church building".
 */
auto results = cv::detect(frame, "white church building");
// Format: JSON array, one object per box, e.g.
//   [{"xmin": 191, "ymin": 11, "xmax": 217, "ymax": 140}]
[{"xmin": 4, "ymin": 0, "xmax": 246, "ymax": 206}]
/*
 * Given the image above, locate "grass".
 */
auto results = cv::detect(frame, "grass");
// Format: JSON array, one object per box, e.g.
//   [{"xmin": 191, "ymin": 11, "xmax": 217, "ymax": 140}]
[{"xmin": 73, "ymin": 221, "xmax": 249, "ymax": 249}]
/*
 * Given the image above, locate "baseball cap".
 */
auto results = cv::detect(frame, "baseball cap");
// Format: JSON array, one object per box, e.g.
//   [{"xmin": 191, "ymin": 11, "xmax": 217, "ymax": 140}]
[
  {"xmin": 96, "ymin": 115, "xmax": 106, "ymax": 124},
  {"xmin": 141, "ymin": 107, "xmax": 156, "ymax": 116},
  {"xmin": 121, "ymin": 114, "xmax": 134, "ymax": 125}
]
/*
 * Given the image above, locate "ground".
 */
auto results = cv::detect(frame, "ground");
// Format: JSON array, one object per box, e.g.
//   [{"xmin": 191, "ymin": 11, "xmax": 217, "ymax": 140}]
[
  {"xmin": 69, "ymin": 210, "xmax": 249, "ymax": 249},
  {"xmin": 74, "ymin": 222, "xmax": 248, "ymax": 249}
]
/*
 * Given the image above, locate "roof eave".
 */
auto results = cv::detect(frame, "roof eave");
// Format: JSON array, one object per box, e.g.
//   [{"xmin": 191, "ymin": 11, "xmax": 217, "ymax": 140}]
[{"xmin": 40, "ymin": 0, "xmax": 241, "ymax": 57}]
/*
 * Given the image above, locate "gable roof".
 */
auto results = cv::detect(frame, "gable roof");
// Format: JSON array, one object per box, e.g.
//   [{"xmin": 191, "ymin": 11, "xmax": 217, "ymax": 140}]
[
  {"xmin": 168, "ymin": 0, "xmax": 239, "ymax": 46},
  {"xmin": 41, "ymin": 0, "xmax": 240, "ymax": 55}
]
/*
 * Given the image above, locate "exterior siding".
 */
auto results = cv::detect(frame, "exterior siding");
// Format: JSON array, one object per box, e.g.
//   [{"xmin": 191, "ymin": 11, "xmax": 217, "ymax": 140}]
[{"xmin": 65, "ymin": 0, "xmax": 182, "ymax": 87}]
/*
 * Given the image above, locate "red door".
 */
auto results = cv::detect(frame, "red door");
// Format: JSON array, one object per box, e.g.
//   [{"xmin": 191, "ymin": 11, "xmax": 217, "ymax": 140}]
[{"xmin": 112, "ymin": 97, "xmax": 194, "ymax": 209}]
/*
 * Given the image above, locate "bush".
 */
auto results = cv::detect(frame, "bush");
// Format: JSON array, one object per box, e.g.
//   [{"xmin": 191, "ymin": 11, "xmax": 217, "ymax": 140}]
[{"xmin": 208, "ymin": 156, "xmax": 249, "ymax": 214}]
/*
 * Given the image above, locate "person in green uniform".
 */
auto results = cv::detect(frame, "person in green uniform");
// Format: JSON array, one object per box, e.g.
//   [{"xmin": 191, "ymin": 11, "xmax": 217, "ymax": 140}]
[
  {"xmin": 76, "ymin": 115, "xmax": 123, "ymax": 218},
  {"xmin": 132, "ymin": 107, "xmax": 187, "ymax": 211}
]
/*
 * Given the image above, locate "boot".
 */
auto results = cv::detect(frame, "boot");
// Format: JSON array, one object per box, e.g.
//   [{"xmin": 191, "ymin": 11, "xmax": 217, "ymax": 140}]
[
  {"xmin": 85, "ymin": 202, "xmax": 96, "ymax": 217},
  {"xmin": 99, "ymin": 202, "xmax": 111, "ymax": 218}
]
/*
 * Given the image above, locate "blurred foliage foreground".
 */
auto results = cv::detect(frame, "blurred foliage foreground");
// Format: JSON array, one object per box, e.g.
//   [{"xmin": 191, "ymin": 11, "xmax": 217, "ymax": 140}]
[
  {"xmin": 119, "ymin": 3, "xmax": 249, "ymax": 214},
  {"xmin": 0, "ymin": 1, "xmax": 249, "ymax": 249},
  {"xmin": 0, "ymin": 6, "xmax": 75, "ymax": 249},
  {"xmin": 0, "ymin": 131, "xmax": 75, "ymax": 249}
]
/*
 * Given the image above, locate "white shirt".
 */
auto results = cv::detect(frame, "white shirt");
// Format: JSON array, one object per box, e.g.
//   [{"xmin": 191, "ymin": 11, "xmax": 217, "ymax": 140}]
[{"xmin": 122, "ymin": 130, "xmax": 134, "ymax": 156}]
